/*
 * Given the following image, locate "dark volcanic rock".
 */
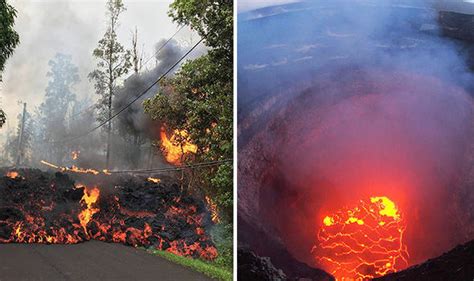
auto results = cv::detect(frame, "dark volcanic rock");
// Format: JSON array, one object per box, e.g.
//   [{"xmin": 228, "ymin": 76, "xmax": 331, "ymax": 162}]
[
  {"xmin": 238, "ymin": 246, "xmax": 288, "ymax": 281},
  {"xmin": 238, "ymin": 217, "xmax": 334, "ymax": 281},
  {"xmin": 0, "ymin": 168, "xmax": 217, "ymax": 260},
  {"xmin": 374, "ymin": 239, "xmax": 474, "ymax": 281}
]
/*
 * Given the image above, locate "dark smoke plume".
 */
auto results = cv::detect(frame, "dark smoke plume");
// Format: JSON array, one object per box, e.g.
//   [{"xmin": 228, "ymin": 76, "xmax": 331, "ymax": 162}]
[{"xmin": 114, "ymin": 38, "xmax": 186, "ymax": 138}]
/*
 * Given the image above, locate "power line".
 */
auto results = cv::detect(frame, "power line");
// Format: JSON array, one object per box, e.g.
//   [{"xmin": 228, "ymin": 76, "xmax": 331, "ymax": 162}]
[
  {"xmin": 108, "ymin": 159, "xmax": 232, "ymax": 174},
  {"xmin": 65, "ymin": 26, "xmax": 185, "ymax": 122},
  {"xmin": 49, "ymin": 37, "xmax": 204, "ymax": 144},
  {"xmin": 139, "ymin": 25, "xmax": 185, "ymax": 72},
  {"xmin": 39, "ymin": 158, "xmax": 231, "ymax": 174}
]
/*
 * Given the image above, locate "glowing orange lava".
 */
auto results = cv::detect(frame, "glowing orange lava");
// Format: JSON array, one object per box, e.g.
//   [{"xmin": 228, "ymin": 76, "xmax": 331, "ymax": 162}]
[
  {"xmin": 160, "ymin": 126, "xmax": 197, "ymax": 165},
  {"xmin": 313, "ymin": 196, "xmax": 409, "ymax": 280},
  {"xmin": 6, "ymin": 171, "xmax": 19, "ymax": 179},
  {"xmin": 147, "ymin": 177, "xmax": 161, "ymax": 183},
  {"xmin": 40, "ymin": 160, "xmax": 109, "ymax": 176}
]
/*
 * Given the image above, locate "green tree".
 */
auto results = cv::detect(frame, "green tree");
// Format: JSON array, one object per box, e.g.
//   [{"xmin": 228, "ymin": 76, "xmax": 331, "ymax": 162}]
[
  {"xmin": 37, "ymin": 53, "xmax": 79, "ymax": 164},
  {"xmin": 144, "ymin": 0, "xmax": 233, "ymax": 222},
  {"xmin": 0, "ymin": 0, "xmax": 20, "ymax": 128},
  {"xmin": 89, "ymin": 0, "xmax": 131, "ymax": 168}
]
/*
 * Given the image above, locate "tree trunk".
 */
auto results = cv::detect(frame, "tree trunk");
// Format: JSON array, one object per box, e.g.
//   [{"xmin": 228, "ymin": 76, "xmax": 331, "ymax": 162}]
[
  {"xmin": 15, "ymin": 103, "xmax": 26, "ymax": 167},
  {"xmin": 106, "ymin": 81, "xmax": 112, "ymax": 169}
]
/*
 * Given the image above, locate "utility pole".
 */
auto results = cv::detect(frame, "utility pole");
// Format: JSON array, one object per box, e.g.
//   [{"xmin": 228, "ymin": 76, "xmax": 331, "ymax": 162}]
[{"xmin": 16, "ymin": 102, "xmax": 26, "ymax": 167}]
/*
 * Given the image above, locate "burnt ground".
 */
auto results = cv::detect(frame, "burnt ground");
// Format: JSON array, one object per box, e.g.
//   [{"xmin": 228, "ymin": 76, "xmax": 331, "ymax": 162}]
[
  {"xmin": 374, "ymin": 239, "xmax": 474, "ymax": 281},
  {"xmin": 0, "ymin": 240, "xmax": 212, "ymax": 281}
]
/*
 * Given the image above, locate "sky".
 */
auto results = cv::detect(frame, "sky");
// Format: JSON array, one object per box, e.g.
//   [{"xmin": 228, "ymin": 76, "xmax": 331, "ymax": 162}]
[
  {"xmin": 237, "ymin": 0, "xmax": 474, "ymax": 13},
  {"xmin": 0, "ymin": 0, "xmax": 201, "ymax": 141},
  {"xmin": 238, "ymin": 0, "xmax": 298, "ymax": 12}
]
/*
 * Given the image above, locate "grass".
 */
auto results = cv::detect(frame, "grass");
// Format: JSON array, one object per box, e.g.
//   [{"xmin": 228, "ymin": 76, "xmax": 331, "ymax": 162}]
[{"xmin": 148, "ymin": 249, "xmax": 233, "ymax": 281}]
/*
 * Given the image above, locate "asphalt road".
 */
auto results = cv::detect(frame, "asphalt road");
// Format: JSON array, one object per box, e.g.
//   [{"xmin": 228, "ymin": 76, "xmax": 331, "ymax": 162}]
[{"xmin": 0, "ymin": 241, "xmax": 214, "ymax": 281}]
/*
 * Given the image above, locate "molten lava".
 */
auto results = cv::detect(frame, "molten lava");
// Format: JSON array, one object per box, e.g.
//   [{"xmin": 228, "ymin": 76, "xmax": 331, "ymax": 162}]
[
  {"xmin": 160, "ymin": 126, "xmax": 197, "ymax": 165},
  {"xmin": 6, "ymin": 171, "xmax": 19, "ymax": 179},
  {"xmin": 147, "ymin": 177, "xmax": 161, "ymax": 183},
  {"xmin": 313, "ymin": 196, "xmax": 409, "ymax": 280},
  {"xmin": 40, "ymin": 160, "xmax": 108, "ymax": 176},
  {"xmin": 0, "ymin": 169, "xmax": 218, "ymax": 260}
]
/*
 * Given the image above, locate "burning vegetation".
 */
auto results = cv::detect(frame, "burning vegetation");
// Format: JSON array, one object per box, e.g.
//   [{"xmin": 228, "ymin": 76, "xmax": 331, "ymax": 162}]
[
  {"xmin": 314, "ymin": 196, "xmax": 408, "ymax": 280},
  {"xmin": 160, "ymin": 126, "xmax": 198, "ymax": 165},
  {"xmin": 0, "ymin": 168, "xmax": 217, "ymax": 260}
]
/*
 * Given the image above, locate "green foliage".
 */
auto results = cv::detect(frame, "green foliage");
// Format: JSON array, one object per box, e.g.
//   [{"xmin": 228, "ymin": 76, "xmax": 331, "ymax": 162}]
[
  {"xmin": 0, "ymin": 0, "xmax": 20, "ymax": 127},
  {"xmin": 148, "ymin": 249, "xmax": 232, "ymax": 281},
  {"xmin": 168, "ymin": 0, "xmax": 232, "ymax": 62},
  {"xmin": 0, "ymin": 109, "xmax": 5, "ymax": 128},
  {"xmin": 89, "ymin": 0, "xmax": 131, "ymax": 123},
  {"xmin": 211, "ymin": 222, "xmax": 234, "ymax": 270},
  {"xmin": 144, "ymin": 0, "xmax": 233, "ymax": 222},
  {"xmin": 0, "ymin": 0, "xmax": 19, "ymax": 78}
]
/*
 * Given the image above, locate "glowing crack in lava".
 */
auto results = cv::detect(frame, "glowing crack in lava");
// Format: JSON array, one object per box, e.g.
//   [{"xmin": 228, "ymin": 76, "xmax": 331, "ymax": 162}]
[
  {"xmin": 313, "ymin": 196, "xmax": 409, "ymax": 280},
  {"xmin": 160, "ymin": 126, "xmax": 198, "ymax": 165}
]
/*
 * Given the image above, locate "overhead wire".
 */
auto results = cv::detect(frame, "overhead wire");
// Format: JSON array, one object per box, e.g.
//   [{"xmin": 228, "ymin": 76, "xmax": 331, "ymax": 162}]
[
  {"xmin": 47, "ymin": 36, "xmax": 203, "ymax": 144},
  {"xmin": 107, "ymin": 159, "xmax": 232, "ymax": 174},
  {"xmin": 64, "ymin": 25, "xmax": 186, "ymax": 122}
]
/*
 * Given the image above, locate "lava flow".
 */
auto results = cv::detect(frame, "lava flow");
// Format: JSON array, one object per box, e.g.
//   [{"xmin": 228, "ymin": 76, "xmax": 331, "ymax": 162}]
[
  {"xmin": 160, "ymin": 126, "xmax": 197, "ymax": 164},
  {"xmin": 6, "ymin": 171, "xmax": 19, "ymax": 179},
  {"xmin": 40, "ymin": 160, "xmax": 108, "ymax": 176},
  {"xmin": 147, "ymin": 177, "xmax": 161, "ymax": 183},
  {"xmin": 313, "ymin": 196, "xmax": 409, "ymax": 280},
  {"xmin": 0, "ymin": 169, "xmax": 218, "ymax": 260}
]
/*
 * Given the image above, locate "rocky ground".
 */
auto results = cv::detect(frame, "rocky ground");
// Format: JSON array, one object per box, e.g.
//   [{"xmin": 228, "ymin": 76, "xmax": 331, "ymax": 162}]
[{"xmin": 374, "ymin": 239, "xmax": 474, "ymax": 281}]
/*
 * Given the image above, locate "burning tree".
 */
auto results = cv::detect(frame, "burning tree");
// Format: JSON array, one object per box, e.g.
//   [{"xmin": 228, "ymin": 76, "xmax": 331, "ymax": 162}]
[
  {"xmin": 144, "ymin": 0, "xmax": 233, "ymax": 221},
  {"xmin": 89, "ymin": 0, "xmax": 131, "ymax": 169},
  {"xmin": 143, "ymin": 0, "xmax": 233, "ymax": 269}
]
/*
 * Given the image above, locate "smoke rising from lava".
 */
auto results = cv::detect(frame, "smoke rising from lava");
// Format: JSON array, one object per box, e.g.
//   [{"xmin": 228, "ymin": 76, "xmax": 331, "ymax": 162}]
[
  {"xmin": 238, "ymin": 0, "xmax": 474, "ymax": 277},
  {"xmin": 113, "ymin": 38, "xmax": 186, "ymax": 138}
]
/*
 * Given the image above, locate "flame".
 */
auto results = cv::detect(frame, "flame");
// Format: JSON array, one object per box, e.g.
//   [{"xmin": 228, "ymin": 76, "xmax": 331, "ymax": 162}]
[
  {"xmin": 313, "ymin": 196, "xmax": 409, "ymax": 280},
  {"xmin": 71, "ymin": 151, "xmax": 80, "ymax": 160},
  {"xmin": 147, "ymin": 177, "xmax": 161, "ymax": 183},
  {"xmin": 6, "ymin": 171, "xmax": 19, "ymax": 179},
  {"xmin": 78, "ymin": 187, "xmax": 100, "ymax": 233},
  {"xmin": 205, "ymin": 196, "xmax": 220, "ymax": 223},
  {"xmin": 160, "ymin": 126, "xmax": 197, "ymax": 165}
]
